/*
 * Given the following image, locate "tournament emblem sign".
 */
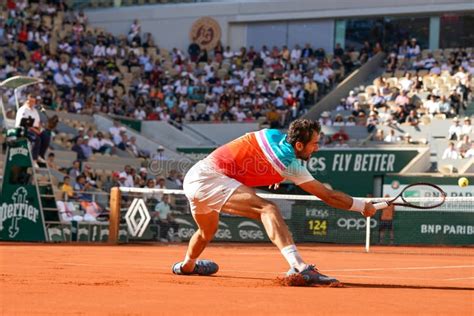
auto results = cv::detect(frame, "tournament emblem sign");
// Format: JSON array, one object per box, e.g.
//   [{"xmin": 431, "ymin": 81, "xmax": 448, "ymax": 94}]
[{"xmin": 189, "ymin": 17, "xmax": 221, "ymax": 50}]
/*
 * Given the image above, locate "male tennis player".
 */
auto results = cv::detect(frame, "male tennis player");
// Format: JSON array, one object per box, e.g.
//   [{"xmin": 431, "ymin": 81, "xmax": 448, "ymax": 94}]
[{"xmin": 172, "ymin": 119, "xmax": 377, "ymax": 285}]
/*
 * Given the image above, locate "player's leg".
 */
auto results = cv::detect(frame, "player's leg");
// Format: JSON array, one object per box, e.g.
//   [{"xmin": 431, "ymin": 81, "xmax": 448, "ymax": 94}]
[
  {"xmin": 221, "ymin": 185, "xmax": 294, "ymax": 250},
  {"xmin": 221, "ymin": 185, "xmax": 339, "ymax": 285},
  {"xmin": 179, "ymin": 211, "xmax": 219, "ymax": 273}
]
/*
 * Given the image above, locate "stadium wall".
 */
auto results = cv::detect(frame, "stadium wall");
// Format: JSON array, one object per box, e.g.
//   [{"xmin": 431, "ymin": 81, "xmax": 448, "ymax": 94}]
[{"xmin": 86, "ymin": 0, "xmax": 473, "ymax": 52}]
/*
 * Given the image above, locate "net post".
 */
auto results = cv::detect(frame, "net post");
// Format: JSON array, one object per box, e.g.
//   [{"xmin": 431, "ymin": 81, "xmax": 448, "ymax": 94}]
[
  {"xmin": 108, "ymin": 187, "xmax": 121, "ymax": 244},
  {"xmin": 365, "ymin": 216, "xmax": 370, "ymax": 253}
]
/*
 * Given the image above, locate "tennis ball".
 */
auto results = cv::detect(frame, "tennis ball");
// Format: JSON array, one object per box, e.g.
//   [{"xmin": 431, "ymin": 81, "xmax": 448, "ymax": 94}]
[{"xmin": 458, "ymin": 177, "xmax": 469, "ymax": 188}]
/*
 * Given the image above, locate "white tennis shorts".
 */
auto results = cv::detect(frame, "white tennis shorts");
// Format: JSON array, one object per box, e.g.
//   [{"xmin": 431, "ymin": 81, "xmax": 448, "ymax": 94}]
[{"xmin": 183, "ymin": 159, "xmax": 242, "ymax": 214}]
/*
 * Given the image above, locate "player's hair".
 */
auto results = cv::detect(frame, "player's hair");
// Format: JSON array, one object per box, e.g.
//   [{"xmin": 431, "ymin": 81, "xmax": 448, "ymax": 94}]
[{"xmin": 286, "ymin": 119, "xmax": 321, "ymax": 146}]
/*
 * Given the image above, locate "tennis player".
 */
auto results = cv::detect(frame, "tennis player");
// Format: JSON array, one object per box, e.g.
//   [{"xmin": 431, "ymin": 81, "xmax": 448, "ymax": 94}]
[{"xmin": 172, "ymin": 119, "xmax": 377, "ymax": 285}]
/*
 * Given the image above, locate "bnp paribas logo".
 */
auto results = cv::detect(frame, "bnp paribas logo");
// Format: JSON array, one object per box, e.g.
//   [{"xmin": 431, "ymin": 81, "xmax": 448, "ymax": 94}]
[
  {"xmin": 124, "ymin": 198, "xmax": 151, "ymax": 238},
  {"xmin": 0, "ymin": 187, "xmax": 40, "ymax": 238}
]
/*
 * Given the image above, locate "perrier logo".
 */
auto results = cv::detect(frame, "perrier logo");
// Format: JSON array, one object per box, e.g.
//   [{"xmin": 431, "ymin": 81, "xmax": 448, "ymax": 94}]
[
  {"xmin": 0, "ymin": 187, "xmax": 40, "ymax": 238},
  {"xmin": 9, "ymin": 147, "xmax": 29, "ymax": 161}
]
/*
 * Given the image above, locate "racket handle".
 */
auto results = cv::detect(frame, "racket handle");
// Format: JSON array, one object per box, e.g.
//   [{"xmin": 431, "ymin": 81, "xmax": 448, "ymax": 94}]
[{"xmin": 373, "ymin": 202, "xmax": 389, "ymax": 210}]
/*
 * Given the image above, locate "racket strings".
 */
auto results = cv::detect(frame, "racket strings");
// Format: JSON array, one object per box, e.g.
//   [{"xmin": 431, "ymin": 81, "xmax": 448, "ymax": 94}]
[{"xmin": 401, "ymin": 185, "xmax": 446, "ymax": 207}]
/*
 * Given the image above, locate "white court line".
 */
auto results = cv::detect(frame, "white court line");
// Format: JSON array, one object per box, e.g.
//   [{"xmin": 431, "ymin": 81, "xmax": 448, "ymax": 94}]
[
  {"xmin": 62, "ymin": 262, "xmax": 474, "ymax": 276},
  {"xmin": 444, "ymin": 277, "xmax": 474, "ymax": 281},
  {"xmin": 324, "ymin": 265, "xmax": 474, "ymax": 272},
  {"xmin": 331, "ymin": 274, "xmax": 444, "ymax": 281}
]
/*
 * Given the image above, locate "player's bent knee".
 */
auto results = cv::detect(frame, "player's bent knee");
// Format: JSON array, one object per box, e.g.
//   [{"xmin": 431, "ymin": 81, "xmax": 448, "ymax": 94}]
[{"xmin": 261, "ymin": 202, "xmax": 280, "ymax": 217}]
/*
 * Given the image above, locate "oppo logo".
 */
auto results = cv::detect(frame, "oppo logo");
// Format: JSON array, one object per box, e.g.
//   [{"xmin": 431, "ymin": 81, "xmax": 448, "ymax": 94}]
[{"xmin": 337, "ymin": 218, "xmax": 377, "ymax": 230}]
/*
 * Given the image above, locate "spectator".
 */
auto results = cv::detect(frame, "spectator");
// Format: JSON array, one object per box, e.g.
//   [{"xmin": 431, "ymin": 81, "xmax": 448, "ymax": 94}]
[
  {"xmin": 152, "ymin": 194, "xmax": 179, "ymax": 242},
  {"xmin": 319, "ymin": 111, "xmax": 333, "ymax": 126},
  {"xmin": 71, "ymin": 137, "xmax": 88, "ymax": 161},
  {"xmin": 46, "ymin": 152, "xmax": 58, "ymax": 170},
  {"xmin": 345, "ymin": 115, "xmax": 357, "ymax": 126},
  {"xmin": 128, "ymin": 19, "xmax": 141, "ymax": 44},
  {"xmin": 152, "ymin": 145, "xmax": 167, "ymax": 161},
  {"xmin": 403, "ymin": 133, "xmax": 414, "ymax": 145},
  {"xmin": 442, "ymin": 141, "xmax": 459, "ymax": 159},
  {"xmin": 333, "ymin": 114, "xmax": 345, "ymax": 126},
  {"xmin": 405, "ymin": 110, "xmax": 419, "ymax": 127},
  {"xmin": 68, "ymin": 161, "xmax": 82, "ymax": 182},
  {"xmin": 373, "ymin": 129, "xmax": 385, "ymax": 142},
  {"xmin": 351, "ymin": 102, "xmax": 365, "ymax": 117},
  {"xmin": 438, "ymin": 95, "xmax": 451, "ymax": 116},
  {"xmin": 71, "ymin": 127, "xmax": 85, "ymax": 144},
  {"xmin": 456, "ymin": 135, "xmax": 471, "ymax": 158},
  {"xmin": 368, "ymin": 91, "xmax": 386, "ymax": 110},
  {"xmin": 425, "ymin": 94, "xmax": 441, "ymax": 117},
  {"xmin": 120, "ymin": 165, "xmax": 135, "ymax": 188},
  {"xmin": 60, "ymin": 176, "xmax": 75, "ymax": 200},
  {"xmin": 127, "ymin": 136, "xmax": 150, "ymax": 158},
  {"xmin": 465, "ymin": 143, "xmax": 474, "ymax": 158},
  {"xmin": 109, "ymin": 120, "xmax": 121, "ymax": 139},
  {"xmin": 366, "ymin": 111, "xmax": 379, "ymax": 133},
  {"xmin": 89, "ymin": 131, "xmax": 114, "ymax": 154},
  {"xmin": 74, "ymin": 175, "xmax": 94, "ymax": 202},
  {"xmin": 448, "ymin": 117, "xmax": 463, "ymax": 141},
  {"xmin": 384, "ymin": 129, "xmax": 398, "ymax": 143},
  {"xmin": 462, "ymin": 117, "xmax": 472, "ymax": 137},
  {"xmin": 331, "ymin": 127, "xmax": 349, "ymax": 144},
  {"xmin": 188, "ymin": 42, "xmax": 201, "ymax": 63},
  {"xmin": 386, "ymin": 52, "xmax": 397, "ymax": 72},
  {"xmin": 103, "ymin": 171, "xmax": 121, "ymax": 193},
  {"xmin": 335, "ymin": 98, "xmax": 346, "ymax": 111},
  {"xmin": 83, "ymin": 165, "xmax": 98, "ymax": 187},
  {"xmin": 346, "ymin": 90, "xmax": 358, "ymax": 108},
  {"xmin": 80, "ymin": 136, "xmax": 93, "ymax": 160},
  {"xmin": 407, "ymin": 38, "xmax": 420, "ymax": 57},
  {"xmin": 399, "ymin": 73, "xmax": 414, "ymax": 92},
  {"xmin": 266, "ymin": 105, "xmax": 280, "ymax": 128},
  {"xmin": 395, "ymin": 90, "xmax": 410, "ymax": 108},
  {"xmin": 116, "ymin": 129, "xmax": 129, "ymax": 151},
  {"xmin": 166, "ymin": 170, "xmax": 183, "ymax": 189}
]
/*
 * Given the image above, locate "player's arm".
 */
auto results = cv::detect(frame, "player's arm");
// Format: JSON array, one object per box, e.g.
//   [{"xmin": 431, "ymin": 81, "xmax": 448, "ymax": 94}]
[
  {"xmin": 283, "ymin": 161, "xmax": 376, "ymax": 217},
  {"xmin": 298, "ymin": 180, "xmax": 375, "ymax": 217}
]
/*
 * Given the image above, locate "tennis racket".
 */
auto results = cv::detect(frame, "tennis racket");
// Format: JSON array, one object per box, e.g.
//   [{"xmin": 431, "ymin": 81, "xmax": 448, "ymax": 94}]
[{"xmin": 373, "ymin": 182, "xmax": 447, "ymax": 210}]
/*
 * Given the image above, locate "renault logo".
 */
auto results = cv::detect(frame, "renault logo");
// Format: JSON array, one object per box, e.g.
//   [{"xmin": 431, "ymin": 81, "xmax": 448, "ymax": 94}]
[{"xmin": 124, "ymin": 198, "xmax": 151, "ymax": 237}]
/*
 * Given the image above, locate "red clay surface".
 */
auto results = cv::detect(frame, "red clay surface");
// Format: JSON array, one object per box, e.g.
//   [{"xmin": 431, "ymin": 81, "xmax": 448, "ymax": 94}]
[{"xmin": 1, "ymin": 243, "xmax": 473, "ymax": 315}]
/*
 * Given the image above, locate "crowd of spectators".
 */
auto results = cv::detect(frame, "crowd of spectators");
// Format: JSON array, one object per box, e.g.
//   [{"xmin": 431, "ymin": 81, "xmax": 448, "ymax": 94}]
[
  {"xmin": 0, "ymin": 0, "xmax": 370, "ymax": 130},
  {"xmin": 315, "ymin": 39, "xmax": 473, "ymax": 158}
]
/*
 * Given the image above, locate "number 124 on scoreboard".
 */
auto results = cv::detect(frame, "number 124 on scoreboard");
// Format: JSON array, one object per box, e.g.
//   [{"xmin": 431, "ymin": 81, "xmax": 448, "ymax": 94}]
[{"xmin": 307, "ymin": 220, "xmax": 328, "ymax": 236}]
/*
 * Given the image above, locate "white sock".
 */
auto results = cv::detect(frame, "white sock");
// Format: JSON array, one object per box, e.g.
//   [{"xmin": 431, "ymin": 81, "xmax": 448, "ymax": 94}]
[
  {"xmin": 183, "ymin": 254, "xmax": 196, "ymax": 267},
  {"xmin": 281, "ymin": 245, "xmax": 308, "ymax": 271}
]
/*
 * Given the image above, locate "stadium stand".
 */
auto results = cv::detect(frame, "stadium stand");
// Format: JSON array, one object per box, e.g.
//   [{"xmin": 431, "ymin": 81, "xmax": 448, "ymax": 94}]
[{"xmin": 308, "ymin": 42, "xmax": 473, "ymax": 173}]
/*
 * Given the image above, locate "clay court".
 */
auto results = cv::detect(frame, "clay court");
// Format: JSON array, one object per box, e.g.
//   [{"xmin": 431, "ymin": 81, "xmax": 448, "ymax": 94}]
[{"xmin": 1, "ymin": 243, "xmax": 472, "ymax": 315}]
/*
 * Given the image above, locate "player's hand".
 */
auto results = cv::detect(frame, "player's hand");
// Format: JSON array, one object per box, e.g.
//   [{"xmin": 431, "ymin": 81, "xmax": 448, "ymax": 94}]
[{"xmin": 361, "ymin": 202, "xmax": 377, "ymax": 217}]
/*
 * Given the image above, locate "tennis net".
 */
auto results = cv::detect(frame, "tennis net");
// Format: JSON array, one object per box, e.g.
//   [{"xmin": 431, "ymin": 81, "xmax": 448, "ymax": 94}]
[{"xmin": 111, "ymin": 187, "xmax": 473, "ymax": 255}]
